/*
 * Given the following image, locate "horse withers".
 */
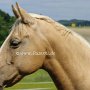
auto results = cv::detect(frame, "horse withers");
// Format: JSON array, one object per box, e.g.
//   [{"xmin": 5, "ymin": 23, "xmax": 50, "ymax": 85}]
[{"xmin": 0, "ymin": 3, "xmax": 90, "ymax": 90}]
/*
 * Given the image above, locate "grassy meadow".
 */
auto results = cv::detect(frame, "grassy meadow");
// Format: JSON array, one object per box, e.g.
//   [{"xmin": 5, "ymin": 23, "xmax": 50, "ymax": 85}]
[{"xmin": 5, "ymin": 27, "xmax": 90, "ymax": 90}]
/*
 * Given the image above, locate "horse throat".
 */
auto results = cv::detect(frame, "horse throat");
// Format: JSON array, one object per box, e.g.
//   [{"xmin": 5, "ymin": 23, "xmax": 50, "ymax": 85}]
[{"xmin": 43, "ymin": 57, "xmax": 75, "ymax": 90}]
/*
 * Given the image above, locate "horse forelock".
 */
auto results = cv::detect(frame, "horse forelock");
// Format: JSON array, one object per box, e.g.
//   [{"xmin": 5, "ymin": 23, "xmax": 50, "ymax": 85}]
[{"xmin": 11, "ymin": 18, "xmax": 31, "ymax": 38}]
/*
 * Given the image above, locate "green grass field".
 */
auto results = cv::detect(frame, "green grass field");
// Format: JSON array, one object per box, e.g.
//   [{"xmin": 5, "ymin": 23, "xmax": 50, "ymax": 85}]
[{"xmin": 5, "ymin": 27, "xmax": 90, "ymax": 90}]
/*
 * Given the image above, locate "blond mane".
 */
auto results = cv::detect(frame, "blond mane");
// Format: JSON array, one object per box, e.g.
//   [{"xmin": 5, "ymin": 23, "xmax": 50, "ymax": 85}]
[
  {"xmin": 29, "ymin": 13, "xmax": 72, "ymax": 34},
  {"xmin": 29, "ymin": 13, "xmax": 73, "ymax": 39},
  {"xmin": 29, "ymin": 13, "xmax": 90, "ymax": 48}
]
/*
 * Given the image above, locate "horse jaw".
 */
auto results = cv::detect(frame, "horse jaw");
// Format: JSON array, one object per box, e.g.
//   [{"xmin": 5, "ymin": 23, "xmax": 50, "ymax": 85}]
[{"xmin": 43, "ymin": 58, "xmax": 75, "ymax": 90}]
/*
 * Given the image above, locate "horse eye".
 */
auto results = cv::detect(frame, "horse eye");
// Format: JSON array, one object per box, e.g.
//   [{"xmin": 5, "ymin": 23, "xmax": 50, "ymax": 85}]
[{"xmin": 10, "ymin": 39, "xmax": 21, "ymax": 49}]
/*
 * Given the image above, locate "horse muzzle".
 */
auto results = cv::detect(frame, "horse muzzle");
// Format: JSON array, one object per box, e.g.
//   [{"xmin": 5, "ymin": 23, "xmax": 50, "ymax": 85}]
[
  {"xmin": 3, "ymin": 74, "xmax": 23, "ymax": 88},
  {"xmin": 0, "ymin": 64, "xmax": 23, "ymax": 88}
]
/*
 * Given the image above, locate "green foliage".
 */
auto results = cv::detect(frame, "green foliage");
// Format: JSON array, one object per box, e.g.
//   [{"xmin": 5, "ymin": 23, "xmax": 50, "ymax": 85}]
[{"xmin": 0, "ymin": 9, "xmax": 15, "ymax": 46}]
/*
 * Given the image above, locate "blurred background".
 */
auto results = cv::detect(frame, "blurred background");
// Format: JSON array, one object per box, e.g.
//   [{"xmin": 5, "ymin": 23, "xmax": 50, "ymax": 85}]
[{"xmin": 0, "ymin": 0, "xmax": 90, "ymax": 90}]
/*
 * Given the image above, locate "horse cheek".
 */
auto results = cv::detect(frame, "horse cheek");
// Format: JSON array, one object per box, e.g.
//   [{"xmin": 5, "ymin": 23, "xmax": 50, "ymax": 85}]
[{"xmin": 15, "ymin": 56, "xmax": 44, "ymax": 74}]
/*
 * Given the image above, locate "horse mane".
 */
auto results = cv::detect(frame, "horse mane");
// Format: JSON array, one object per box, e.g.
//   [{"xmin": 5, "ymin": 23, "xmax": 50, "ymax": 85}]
[
  {"xmin": 29, "ymin": 13, "xmax": 90, "ymax": 48},
  {"xmin": 29, "ymin": 13, "xmax": 72, "ymax": 36}
]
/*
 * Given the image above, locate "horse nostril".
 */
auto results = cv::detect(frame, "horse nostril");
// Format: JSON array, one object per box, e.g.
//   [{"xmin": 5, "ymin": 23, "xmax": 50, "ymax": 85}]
[
  {"xmin": 7, "ymin": 62, "xmax": 11, "ymax": 65},
  {"xmin": 6, "ymin": 60, "xmax": 13, "ymax": 65}
]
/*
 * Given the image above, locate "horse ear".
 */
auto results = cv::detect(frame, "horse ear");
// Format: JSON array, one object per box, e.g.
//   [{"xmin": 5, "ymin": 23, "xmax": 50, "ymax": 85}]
[
  {"xmin": 12, "ymin": 5, "xmax": 20, "ymax": 18},
  {"xmin": 16, "ymin": 2, "xmax": 34, "ymax": 24}
]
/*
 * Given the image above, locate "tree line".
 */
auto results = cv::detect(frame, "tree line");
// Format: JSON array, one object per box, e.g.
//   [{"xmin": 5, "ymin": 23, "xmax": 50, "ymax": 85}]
[
  {"xmin": 0, "ymin": 9, "xmax": 15, "ymax": 46},
  {"xmin": 58, "ymin": 19, "xmax": 90, "ymax": 27}
]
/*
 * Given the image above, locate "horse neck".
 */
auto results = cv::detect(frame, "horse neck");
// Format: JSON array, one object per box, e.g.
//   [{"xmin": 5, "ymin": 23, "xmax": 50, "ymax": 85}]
[
  {"xmin": 40, "ymin": 22, "xmax": 75, "ymax": 89},
  {"xmin": 40, "ymin": 20, "xmax": 90, "ymax": 90},
  {"xmin": 43, "ymin": 57, "xmax": 75, "ymax": 90}
]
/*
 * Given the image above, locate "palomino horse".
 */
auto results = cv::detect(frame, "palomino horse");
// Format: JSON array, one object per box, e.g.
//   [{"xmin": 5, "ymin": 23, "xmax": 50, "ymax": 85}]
[{"xmin": 0, "ymin": 3, "xmax": 90, "ymax": 90}]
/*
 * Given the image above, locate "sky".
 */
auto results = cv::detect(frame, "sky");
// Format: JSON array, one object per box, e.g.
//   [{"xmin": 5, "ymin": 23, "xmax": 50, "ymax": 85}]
[{"xmin": 0, "ymin": 0, "xmax": 90, "ymax": 20}]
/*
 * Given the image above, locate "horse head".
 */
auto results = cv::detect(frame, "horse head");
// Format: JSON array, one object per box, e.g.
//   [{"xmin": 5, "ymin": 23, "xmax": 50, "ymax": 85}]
[{"xmin": 0, "ymin": 3, "xmax": 54, "ymax": 89}]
